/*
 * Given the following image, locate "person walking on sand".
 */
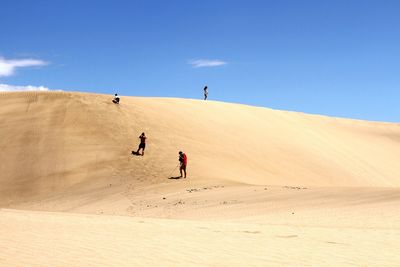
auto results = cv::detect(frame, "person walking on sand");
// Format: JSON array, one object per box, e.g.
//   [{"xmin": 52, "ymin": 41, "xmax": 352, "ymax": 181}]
[
  {"xmin": 203, "ymin": 86, "xmax": 208, "ymax": 100},
  {"xmin": 179, "ymin": 151, "xmax": 187, "ymax": 178},
  {"xmin": 135, "ymin": 132, "xmax": 147, "ymax": 156},
  {"xmin": 112, "ymin": 93, "xmax": 120, "ymax": 104}
]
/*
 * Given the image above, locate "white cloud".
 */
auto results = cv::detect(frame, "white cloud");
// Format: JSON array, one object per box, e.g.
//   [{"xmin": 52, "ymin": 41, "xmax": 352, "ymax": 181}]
[
  {"xmin": 0, "ymin": 57, "xmax": 48, "ymax": 77},
  {"xmin": 189, "ymin": 59, "xmax": 227, "ymax": 68},
  {"xmin": 0, "ymin": 84, "xmax": 50, "ymax": 91}
]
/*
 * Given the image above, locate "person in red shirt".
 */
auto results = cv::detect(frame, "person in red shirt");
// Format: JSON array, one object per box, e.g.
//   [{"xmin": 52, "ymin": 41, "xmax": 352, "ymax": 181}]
[
  {"xmin": 135, "ymin": 132, "xmax": 147, "ymax": 156},
  {"xmin": 179, "ymin": 151, "xmax": 187, "ymax": 178}
]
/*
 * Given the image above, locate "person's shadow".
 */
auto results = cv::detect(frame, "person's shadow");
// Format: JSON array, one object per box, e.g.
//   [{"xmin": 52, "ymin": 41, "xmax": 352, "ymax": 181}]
[
  {"xmin": 168, "ymin": 176, "xmax": 182, "ymax": 179},
  {"xmin": 131, "ymin": 151, "xmax": 141, "ymax": 156}
]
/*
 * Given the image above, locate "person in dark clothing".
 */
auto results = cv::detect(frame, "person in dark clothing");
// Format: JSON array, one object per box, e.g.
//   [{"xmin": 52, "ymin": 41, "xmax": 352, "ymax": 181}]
[
  {"xmin": 136, "ymin": 132, "xmax": 147, "ymax": 156},
  {"xmin": 112, "ymin": 93, "xmax": 120, "ymax": 104},
  {"xmin": 203, "ymin": 86, "xmax": 208, "ymax": 100},
  {"xmin": 179, "ymin": 151, "xmax": 187, "ymax": 178}
]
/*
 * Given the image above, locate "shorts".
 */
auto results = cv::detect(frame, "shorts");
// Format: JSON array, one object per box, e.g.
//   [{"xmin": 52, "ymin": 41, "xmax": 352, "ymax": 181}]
[
  {"xmin": 139, "ymin": 143, "xmax": 146, "ymax": 149},
  {"xmin": 180, "ymin": 164, "xmax": 187, "ymax": 170}
]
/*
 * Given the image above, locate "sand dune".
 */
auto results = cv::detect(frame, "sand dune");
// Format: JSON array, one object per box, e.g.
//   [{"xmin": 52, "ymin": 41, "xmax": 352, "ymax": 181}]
[
  {"xmin": 1, "ymin": 91, "xmax": 399, "ymax": 203},
  {"xmin": 1, "ymin": 91, "xmax": 399, "ymax": 266},
  {"xmin": 1, "ymin": 209, "xmax": 399, "ymax": 267}
]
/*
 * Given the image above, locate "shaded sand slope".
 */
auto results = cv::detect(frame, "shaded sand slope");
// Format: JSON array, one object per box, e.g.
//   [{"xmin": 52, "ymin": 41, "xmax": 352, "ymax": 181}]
[{"xmin": 1, "ymin": 91, "xmax": 400, "ymax": 207}]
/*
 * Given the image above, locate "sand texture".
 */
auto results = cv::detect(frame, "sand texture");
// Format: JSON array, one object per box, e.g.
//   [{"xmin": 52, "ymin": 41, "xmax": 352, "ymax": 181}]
[{"xmin": 0, "ymin": 91, "xmax": 399, "ymax": 266}]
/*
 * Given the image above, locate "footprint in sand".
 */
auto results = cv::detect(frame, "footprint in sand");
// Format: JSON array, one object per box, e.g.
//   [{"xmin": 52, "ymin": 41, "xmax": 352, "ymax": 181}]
[
  {"xmin": 283, "ymin": 186, "xmax": 308, "ymax": 190},
  {"xmin": 242, "ymin": 230, "xmax": 261, "ymax": 234},
  {"xmin": 275, "ymin": 235, "xmax": 298, "ymax": 238},
  {"xmin": 325, "ymin": 241, "xmax": 347, "ymax": 245}
]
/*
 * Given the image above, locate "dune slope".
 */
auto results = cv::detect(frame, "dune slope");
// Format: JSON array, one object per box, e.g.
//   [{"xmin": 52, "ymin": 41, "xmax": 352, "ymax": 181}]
[
  {"xmin": 1, "ymin": 208, "xmax": 399, "ymax": 267},
  {"xmin": 2, "ymin": 91, "xmax": 400, "ymax": 266},
  {"xmin": 1, "ymin": 91, "xmax": 400, "ymax": 207}
]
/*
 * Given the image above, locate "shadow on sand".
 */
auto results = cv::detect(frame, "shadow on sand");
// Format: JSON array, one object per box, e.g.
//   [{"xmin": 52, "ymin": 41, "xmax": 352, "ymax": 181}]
[{"xmin": 168, "ymin": 176, "xmax": 183, "ymax": 180}]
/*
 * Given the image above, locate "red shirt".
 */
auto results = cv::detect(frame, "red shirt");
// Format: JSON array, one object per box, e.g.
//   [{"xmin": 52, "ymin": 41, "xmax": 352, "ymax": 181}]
[{"xmin": 182, "ymin": 154, "xmax": 187, "ymax": 165}]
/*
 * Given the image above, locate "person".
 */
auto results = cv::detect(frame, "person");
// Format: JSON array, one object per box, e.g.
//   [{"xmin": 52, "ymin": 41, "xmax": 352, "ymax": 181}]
[
  {"xmin": 112, "ymin": 93, "xmax": 120, "ymax": 104},
  {"xmin": 136, "ymin": 132, "xmax": 147, "ymax": 156},
  {"xmin": 179, "ymin": 151, "xmax": 187, "ymax": 178},
  {"xmin": 203, "ymin": 86, "xmax": 208, "ymax": 100}
]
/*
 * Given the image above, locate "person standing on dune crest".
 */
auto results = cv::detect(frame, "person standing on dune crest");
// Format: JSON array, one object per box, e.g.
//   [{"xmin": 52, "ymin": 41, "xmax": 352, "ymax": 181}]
[
  {"xmin": 203, "ymin": 86, "xmax": 208, "ymax": 100},
  {"xmin": 179, "ymin": 151, "xmax": 187, "ymax": 178}
]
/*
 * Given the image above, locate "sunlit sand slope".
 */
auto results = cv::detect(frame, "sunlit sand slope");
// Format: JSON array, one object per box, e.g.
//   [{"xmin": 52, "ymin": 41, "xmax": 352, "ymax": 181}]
[
  {"xmin": 1, "ymin": 91, "xmax": 400, "ymax": 206},
  {"xmin": 1, "ymin": 91, "xmax": 400, "ymax": 266},
  {"xmin": 0, "ymin": 209, "xmax": 399, "ymax": 267}
]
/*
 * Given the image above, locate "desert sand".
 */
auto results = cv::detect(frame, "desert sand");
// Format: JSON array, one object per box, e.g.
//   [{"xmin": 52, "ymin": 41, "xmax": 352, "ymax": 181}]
[{"xmin": 0, "ymin": 91, "xmax": 399, "ymax": 266}]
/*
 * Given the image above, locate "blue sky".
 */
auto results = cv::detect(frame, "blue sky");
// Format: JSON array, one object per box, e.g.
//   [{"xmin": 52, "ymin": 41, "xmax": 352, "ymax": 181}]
[{"xmin": 1, "ymin": 0, "xmax": 400, "ymax": 122}]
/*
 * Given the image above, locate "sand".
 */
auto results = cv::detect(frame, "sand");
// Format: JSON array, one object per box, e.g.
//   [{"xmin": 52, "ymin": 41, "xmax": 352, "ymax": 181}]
[{"xmin": 0, "ymin": 91, "xmax": 399, "ymax": 266}]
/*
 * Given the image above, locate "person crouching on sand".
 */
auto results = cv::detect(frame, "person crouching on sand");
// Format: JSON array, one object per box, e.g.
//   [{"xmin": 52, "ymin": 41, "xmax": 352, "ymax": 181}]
[
  {"xmin": 136, "ymin": 132, "xmax": 147, "ymax": 156},
  {"xmin": 179, "ymin": 151, "xmax": 187, "ymax": 178}
]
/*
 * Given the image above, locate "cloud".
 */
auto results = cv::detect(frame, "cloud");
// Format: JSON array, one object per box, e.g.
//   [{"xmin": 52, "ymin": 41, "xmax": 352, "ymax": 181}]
[
  {"xmin": 0, "ymin": 84, "xmax": 50, "ymax": 91},
  {"xmin": 189, "ymin": 59, "xmax": 227, "ymax": 68},
  {"xmin": 0, "ymin": 57, "xmax": 48, "ymax": 77}
]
